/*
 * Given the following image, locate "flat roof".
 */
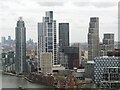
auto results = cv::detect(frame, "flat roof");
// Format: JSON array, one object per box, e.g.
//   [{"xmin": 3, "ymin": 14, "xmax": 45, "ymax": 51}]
[{"xmin": 87, "ymin": 61, "xmax": 94, "ymax": 64}]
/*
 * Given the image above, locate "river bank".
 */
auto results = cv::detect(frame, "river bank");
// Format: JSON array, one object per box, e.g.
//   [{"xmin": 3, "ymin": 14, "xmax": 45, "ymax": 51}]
[
  {"xmin": 2, "ymin": 72, "xmax": 56, "ymax": 88},
  {"xmin": 2, "ymin": 72, "xmax": 23, "ymax": 77},
  {"xmin": 26, "ymin": 72, "xmax": 79, "ymax": 89},
  {"xmin": 2, "ymin": 72, "xmax": 55, "ymax": 89},
  {"xmin": 2, "ymin": 72, "xmax": 98, "ymax": 89}
]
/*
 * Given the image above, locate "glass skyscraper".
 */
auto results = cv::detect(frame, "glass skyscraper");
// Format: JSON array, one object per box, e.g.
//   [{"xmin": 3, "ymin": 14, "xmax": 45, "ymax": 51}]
[
  {"xmin": 38, "ymin": 11, "xmax": 57, "ymax": 67},
  {"xmin": 15, "ymin": 17, "xmax": 27, "ymax": 74},
  {"xmin": 58, "ymin": 23, "xmax": 69, "ymax": 68},
  {"xmin": 59, "ymin": 23, "xmax": 69, "ymax": 48}
]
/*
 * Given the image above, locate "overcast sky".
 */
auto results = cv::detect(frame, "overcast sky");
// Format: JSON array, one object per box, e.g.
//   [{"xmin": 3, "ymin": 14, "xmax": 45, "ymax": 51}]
[{"xmin": 0, "ymin": 0, "xmax": 119, "ymax": 43}]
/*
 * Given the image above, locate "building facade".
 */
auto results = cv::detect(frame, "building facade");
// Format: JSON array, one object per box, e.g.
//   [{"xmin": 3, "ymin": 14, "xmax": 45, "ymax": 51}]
[
  {"xmin": 58, "ymin": 23, "xmax": 69, "ymax": 68},
  {"xmin": 100, "ymin": 34, "xmax": 114, "ymax": 56},
  {"xmin": 88, "ymin": 17, "xmax": 99, "ymax": 61},
  {"xmin": 94, "ymin": 56, "xmax": 120, "ymax": 87},
  {"xmin": 63, "ymin": 47, "xmax": 79, "ymax": 69},
  {"xmin": 15, "ymin": 17, "xmax": 27, "ymax": 74},
  {"xmin": 59, "ymin": 23, "xmax": 69, "ymax": 48},
  {"xmin": 85, "ymin": 61, "xmax": 94, "ymax": 80},
  {"xmin": 38, "ymin": 11, "xmax": 57, "ymax": 66},
  {"xmin": 71, "ymin": 43, "xmax": 82, "ymax": 65},
  {"xmin": 100, "ymin": 67, "xmax": 120, "ymax": 89},
  {"xmin": 40, "ymin": 52, "xmax": 52, "ymax": 75},
  {"xmin": 2, "ymin": 51, "xmax": 15, "ymax": 72}
]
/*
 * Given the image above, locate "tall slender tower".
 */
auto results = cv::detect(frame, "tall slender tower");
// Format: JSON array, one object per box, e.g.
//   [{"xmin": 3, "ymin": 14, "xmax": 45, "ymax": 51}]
[
  {"xmin": 38, "ymin": 11, "xmax": 57, "ymax": 67},
  {"xmin": 15, "ymin": 17, "xmax": 27, "ymax": 74},
  {"xmin": 58, "ymin": 23, "xmax": 69, "ymax": 67},
  {"xmin": 88, "ymin": 17, "xmax": 99, "ymax": 61},
  {"xmin": 118, "ymin": 1, "xmax": 120, "ymax": 48}
]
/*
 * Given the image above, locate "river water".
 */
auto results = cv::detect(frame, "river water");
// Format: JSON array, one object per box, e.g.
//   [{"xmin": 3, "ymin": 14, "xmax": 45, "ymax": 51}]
[{"xmin": 0, "ymin": 63, "xmax": 55, "ymax": 89}]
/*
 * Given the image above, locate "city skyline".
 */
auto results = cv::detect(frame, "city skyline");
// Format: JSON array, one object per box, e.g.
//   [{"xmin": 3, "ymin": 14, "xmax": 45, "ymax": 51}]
[{"xmin": 0, "ymin": 0, "xmax": 119, "ymax": 43}]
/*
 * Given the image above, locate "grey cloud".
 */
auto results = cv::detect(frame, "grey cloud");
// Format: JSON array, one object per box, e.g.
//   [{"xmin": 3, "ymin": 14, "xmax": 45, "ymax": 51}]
[
  {"xmin": 37, "ymin": 1, "xmax": 64, "ymax": 7},
  {"xmin": 0, "ymin": 0, "xmax": 25, "ymax": 11},
  {"xmin": 73, "ymin": 2, "xmax": 91, "ymax": 7},
  {"xmin": 93, "ymin": 2, "xmax": 117, "ymax": 8},
  {"xmin": 73, "ymin": 1, "xmax": 117, "ymax": 8}
]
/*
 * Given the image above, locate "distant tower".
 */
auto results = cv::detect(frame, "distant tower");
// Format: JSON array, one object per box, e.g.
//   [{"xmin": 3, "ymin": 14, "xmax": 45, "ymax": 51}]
[
  {"xmin": 15, "ymin": 17, "xmax": 27, "ymax": 74},
  {"xmin": 88, "ymin": 17, "xmax": 99, "ymax": 61},
  {"xmin": 118, "ymin": 1, "xmax": 120, "ymax": 48},
  {"xmin": 1, "ymin": 37, "xmax": 6, "ymax": 46},
  {"xmin": 38, "ymin": 11, "xmax": 57, "ymax": 67}
]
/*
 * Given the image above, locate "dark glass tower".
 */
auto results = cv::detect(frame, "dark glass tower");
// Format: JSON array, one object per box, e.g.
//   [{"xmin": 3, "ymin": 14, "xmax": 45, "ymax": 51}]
[
  {"xmin": 58, "ymin": 23, "xmax": 69, "ymax": 68},
  {"xmin": 15, "ymin": 17, "xmax": 27, "ymax": 74},
  {"xmin": 59, "ymin": 23, "xmax": 69, "ymax": 48}
]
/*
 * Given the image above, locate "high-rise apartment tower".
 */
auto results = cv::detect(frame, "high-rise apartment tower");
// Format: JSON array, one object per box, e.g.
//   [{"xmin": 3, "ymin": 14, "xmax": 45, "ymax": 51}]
[{"xmin": 88, "ymin": 17, "xmax": 99, "ymax": 61}]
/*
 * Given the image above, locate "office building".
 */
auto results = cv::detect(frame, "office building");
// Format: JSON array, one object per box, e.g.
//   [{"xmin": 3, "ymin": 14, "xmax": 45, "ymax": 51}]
[
  {"xmin": 94, "ymin": 56, "xmax": 120, "ymax": 88},
  {"xmin": 88, "ymin": 17, "xmax": 99, "ymax": 61},
  {"xmin": 100, "ymin": 33, "xmax": 114, "ymax": 56},
  {"xmin": 2, "ymin": 51, "xmax": 15, "ymax": 72},
  {"xmin": 61, "ymin": 47, "xmax": 79, "ymax": 69},
  {"xmin": 58, "ymin": 23, "xmax": 69, "ymax": 68},
  {"xmin": 59, "ymin": 46, "xmax": 80, "ymax": 69},
  {"xmin": 59, "ymin": 23, "xmax": 69, "ymax": 48},
  {"xmin": 40, "ymin": 52, "xmax": 52, "ymax": 75},
  {"xmin": 100, "ymin": 67, "xmax": 120, "ymax": 89},
  {"xmin": 38, "ymin": 11, "xmax": 57, "ymax": 66},
  {"xmin": 59, "ymin": 51, "xmax": 68, "ymax": 68},
  {"xmin": 71, "ymin": 43, "xmax": 82, "ymax": 65},
  {"xmin": 15, "ymin": 17, "xmax": 27, "ymax": 74},
  {"xmin": 85, "ymin": 61, "xmax": 94, "ymax": 81}
]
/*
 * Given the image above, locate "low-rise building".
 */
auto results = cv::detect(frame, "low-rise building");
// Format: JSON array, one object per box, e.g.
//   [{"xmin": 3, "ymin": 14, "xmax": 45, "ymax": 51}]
[
  {"xmin": 72, "ymin": 68, "xmax": 85, "ymax": 80},
  {"xmin": 100, "ymin": 67, "xmax": 120, "ymax": 89},
  {"xmin": 2, "ymin": 51, "xmax": 15, "ymax": 72},
  {"xmin": 85, "ymin": 61, "xmax": 94, "ymax": 81},
  {"xmin": 40, "ymin": 52, "xmax": 52, "ymax": 75}
]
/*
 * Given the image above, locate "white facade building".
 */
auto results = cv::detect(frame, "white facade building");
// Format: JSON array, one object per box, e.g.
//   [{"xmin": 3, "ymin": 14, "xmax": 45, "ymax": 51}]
[{"xmin": 38, "ymin": 11, "xmax": 57, "ymax": 67}]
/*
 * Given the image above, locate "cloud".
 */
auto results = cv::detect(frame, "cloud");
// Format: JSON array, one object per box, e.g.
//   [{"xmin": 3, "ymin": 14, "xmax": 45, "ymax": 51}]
[
  {"xmin": 73, "ymin": 2, "xmax": 91, "ymax": 7},
  {"xmin": 37, "ymin": 1, "xmax": 64, "ymax": 7},
  {"xmin": 73, "ymin": 1, "xmax": 117, "ymax": 8},
  {"xmin": 93, "ymin": 2, "xmax": 117, "ymax": 8}
]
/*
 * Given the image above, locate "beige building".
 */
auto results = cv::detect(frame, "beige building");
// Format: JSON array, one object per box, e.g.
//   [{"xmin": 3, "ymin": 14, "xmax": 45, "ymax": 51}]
[
  {"xmin": 40, "ymin": 52, "xmax": 52, "ymax": 75},
  {"xmin": 88, "ymin": 17, "xmax": 99, "ymax": 61}
]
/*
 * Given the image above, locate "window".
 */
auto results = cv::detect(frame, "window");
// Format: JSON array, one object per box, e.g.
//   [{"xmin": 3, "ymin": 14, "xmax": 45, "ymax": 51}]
[
  {"xmin": 48, "ymin": 37, "xmax": 52, "ymax": 41},
  {"xmin": 48, "ymin": 46, "xmax": 53, "ymax": 49},
  {"xmin": 48, "ymin": 29, "xmax": 52, "ymax": 32},
  {"xmin": 48, "ymin": 33, "xmax": 52, "ymax": 36},
  {"xmin": 48, "ymin": 42, "xmax": 53, "ymax": 45}
]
